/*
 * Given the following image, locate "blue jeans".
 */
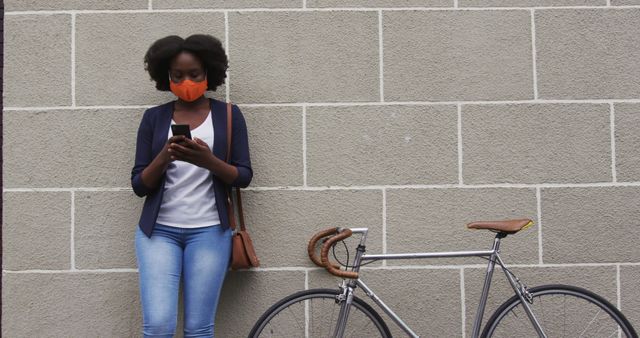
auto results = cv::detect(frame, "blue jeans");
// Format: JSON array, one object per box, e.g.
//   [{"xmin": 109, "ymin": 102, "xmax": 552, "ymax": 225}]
[{"xmin": 135, "ymin": 222, "xmax": 233, "ymax": 338}]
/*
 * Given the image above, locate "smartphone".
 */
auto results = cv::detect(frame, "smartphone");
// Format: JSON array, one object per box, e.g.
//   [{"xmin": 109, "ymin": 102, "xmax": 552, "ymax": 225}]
[{"xmin": 171, "ymin": 124, "xmax": 192, "ymax": 140}]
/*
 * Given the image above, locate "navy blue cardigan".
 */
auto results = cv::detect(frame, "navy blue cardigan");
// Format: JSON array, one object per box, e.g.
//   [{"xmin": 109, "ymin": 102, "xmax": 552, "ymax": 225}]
[{"xmin": 131, "ymin": 98, "xmax": 253, "ymax": 238}]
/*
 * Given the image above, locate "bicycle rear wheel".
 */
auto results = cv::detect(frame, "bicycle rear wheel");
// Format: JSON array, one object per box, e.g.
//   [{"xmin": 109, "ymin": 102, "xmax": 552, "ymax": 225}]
[
  {"xmin": 249, "ymin": 288, "xmax": 391, "ymax": 338},
  {"xmin": 482, "ymin": 284, "xmax": 638, "ymax": 338}
]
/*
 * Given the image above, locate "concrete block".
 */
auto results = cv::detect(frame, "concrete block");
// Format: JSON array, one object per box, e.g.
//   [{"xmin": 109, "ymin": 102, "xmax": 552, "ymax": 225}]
[
  {"xmin": 3, "ymin": 108, "xmax": 142, "ymax": 188},
  {"xmin": 74, "ymin": 191, "xmax": 142, "ymax": 269},
  {"xmin": 228, "ymin": 11, "xmax": 379, "ymax": 103},
  {"xmin": 536, "ymin": 8, "xmax": 640, "ymax": 99},
  {"xmin": 306, "ymin": 104, "xmax": 458, "ymax": 186},
  {"xmin": 2, "ymin": 272, "xmax": 140, "ymax": 337},
  {"xmin": 383, "ymin": 10, "xmax": 533, "ymax": 101},
  {"xmin": 243, "ymin": 105, "xmax": 303, "ymax": 187},
  {"xmin": 2, "ymin": 192, "xmax": 71, "ymax": 270},
  {"xmin": 3, "ymin": 14, "xmax": 71, "ymax": 107},
  {"xmin": 462, "ymin": 103, "xmax": 611, "ymax": 184},
  {"xmin": 541, "ymin": 186, "xmax": 640, "ymax": 263}
]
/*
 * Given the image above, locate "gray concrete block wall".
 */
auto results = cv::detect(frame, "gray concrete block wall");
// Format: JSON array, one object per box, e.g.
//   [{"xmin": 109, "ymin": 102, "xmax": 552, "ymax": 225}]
[{"xmin": 2, "ymin": 1, "xmax": 639, "ymax": 337}]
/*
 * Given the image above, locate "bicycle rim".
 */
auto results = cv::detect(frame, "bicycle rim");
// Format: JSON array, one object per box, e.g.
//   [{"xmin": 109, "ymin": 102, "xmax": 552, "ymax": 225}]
[
  {"xmin": 482, "ymin": 284, "xmax": 638, "ymax": 338},
  {"xmin": 249, "ymin": 288, "xmax": 391, "ymax": 338}
]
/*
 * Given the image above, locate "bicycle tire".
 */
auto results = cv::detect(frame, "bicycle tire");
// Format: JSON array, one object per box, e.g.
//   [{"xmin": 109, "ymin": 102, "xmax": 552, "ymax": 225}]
[
  {"xmin": 249, "ymin": 288, "xmax": 392, "ymax": 338},
  {"xmin": 482, "ymin": 284, "xmax": 638, "ymax": 338}
]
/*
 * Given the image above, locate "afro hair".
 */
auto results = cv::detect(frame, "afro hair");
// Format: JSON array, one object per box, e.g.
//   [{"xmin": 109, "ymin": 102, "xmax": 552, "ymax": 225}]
[{"xmin": 144, "ymin": 34, "xmax": 228, "ymax": 92}]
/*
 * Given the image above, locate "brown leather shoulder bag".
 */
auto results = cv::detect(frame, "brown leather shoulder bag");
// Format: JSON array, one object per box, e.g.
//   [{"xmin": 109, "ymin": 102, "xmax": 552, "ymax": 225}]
[{"xmin": 225, "ymin": 102, "xmax": 260, "ymax": 269}]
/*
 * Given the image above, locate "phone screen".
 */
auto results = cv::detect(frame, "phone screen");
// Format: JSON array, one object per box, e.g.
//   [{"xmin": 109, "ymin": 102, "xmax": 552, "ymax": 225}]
[{"xmin": 171, "ymin": 124, "xmax": 192, "ymax": 140}]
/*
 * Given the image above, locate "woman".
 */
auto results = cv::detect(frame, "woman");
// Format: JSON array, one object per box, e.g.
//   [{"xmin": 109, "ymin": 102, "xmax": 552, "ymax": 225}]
[{"xmin": 130, "ymin": 34, "xmax": 253, "ymax": 337}]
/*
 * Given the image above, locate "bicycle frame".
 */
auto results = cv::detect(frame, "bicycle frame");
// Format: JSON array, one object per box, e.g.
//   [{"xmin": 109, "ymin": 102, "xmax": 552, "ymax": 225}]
[{"xmin": 330, "ymin": 227, "xmax": 547, "ymax": 338}]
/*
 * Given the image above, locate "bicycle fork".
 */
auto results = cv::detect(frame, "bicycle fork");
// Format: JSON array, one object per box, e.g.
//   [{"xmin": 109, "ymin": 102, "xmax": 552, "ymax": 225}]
[
  {"xmin": 331, "ymin": 238, "xmax": 367, "ymax": 338},
  {"xmin": 332, "ymin": 280, "xmax": 355, "ymax": 338}
]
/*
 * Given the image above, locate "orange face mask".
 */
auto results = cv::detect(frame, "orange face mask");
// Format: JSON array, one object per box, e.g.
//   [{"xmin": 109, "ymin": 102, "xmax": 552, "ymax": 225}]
[{"xmin": 169, "ymin": 72, "xmax": 208, "ymax": 102}]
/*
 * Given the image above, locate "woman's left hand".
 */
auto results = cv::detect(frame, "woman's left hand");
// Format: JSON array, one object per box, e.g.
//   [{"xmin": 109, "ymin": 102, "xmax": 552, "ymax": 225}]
[{"xmin": 168, "ymin": 137, "xmax": 214, "ymax": 168}]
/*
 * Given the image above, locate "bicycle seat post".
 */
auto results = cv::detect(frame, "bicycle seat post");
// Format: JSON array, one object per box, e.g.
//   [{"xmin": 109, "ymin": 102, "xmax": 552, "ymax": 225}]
[
  {"xmin": 492, "ymin": 232, "xmax": 506, "ymax": 252},
  {"xmin": 471, "ymin": 232, "xmax": 506, "ymax": 337}
]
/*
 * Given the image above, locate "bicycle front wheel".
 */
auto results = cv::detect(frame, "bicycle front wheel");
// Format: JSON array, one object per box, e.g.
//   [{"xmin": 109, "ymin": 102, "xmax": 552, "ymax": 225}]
[
  {"xmin": 249, "ymin": 288, "xmax": 392, "ymax": 338},
  {"xmin": 482, "ymin": 284, "xmax": 638, "ymax": 338}
]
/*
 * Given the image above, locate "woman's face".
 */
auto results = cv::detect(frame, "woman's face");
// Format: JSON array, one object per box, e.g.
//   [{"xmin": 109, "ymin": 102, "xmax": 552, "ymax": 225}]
[{"xmin": 168, "ymin": 51, "xmax": 206, "ymax": 83}]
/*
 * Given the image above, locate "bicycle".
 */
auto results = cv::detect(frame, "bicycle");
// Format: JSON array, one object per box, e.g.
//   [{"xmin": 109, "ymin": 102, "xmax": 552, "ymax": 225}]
[{"xmin": 249, "ymin": 218, "xmax": 638, "ymax": 337}]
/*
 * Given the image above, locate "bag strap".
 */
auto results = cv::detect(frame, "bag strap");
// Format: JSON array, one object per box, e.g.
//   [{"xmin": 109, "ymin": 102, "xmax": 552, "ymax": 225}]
[{"xmin": 225, "ymin": 102, "xmax": 247, "ymax": 232}]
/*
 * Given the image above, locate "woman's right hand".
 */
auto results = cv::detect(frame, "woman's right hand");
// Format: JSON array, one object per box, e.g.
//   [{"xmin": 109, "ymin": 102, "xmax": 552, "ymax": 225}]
[
  {"xmin": 160, "ymin": 135, "xmax": 188, "ymax": 164},
  {"xmin": 139, "ymin": 135, "xmax": 189, "ymax": 193}
]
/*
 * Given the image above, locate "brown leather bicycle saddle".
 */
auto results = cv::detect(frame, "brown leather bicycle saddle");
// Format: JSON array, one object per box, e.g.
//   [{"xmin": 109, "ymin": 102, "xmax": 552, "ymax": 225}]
[{"xmin": 466, "ymin": 218, "xmax": 534, "ymax": 234}]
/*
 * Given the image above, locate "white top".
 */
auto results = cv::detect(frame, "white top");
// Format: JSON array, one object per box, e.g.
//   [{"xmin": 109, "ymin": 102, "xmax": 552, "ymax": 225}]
[{"xmin": 156, "ymin": 110, "xmax": 221, "ymax": 228}]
